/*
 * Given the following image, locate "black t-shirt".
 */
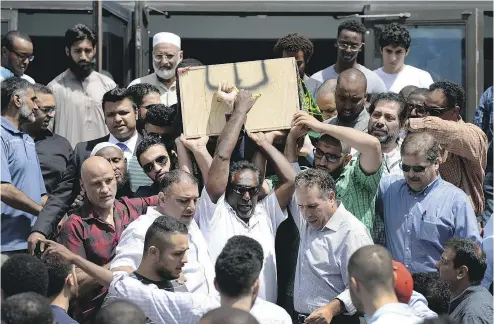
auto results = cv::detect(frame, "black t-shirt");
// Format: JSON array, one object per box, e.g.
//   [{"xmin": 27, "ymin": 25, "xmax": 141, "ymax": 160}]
[{"xmin": 130, "ymin": 272, "xmax": 188, "ymax": 292}]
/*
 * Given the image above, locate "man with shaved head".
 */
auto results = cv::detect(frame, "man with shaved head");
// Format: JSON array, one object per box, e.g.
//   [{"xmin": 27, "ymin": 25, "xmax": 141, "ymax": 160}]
[
  {"xmin": 316, "ymin": 78, "xmax": 338, "ymax": 121},
  {"xmin": 348, "ymin": 245, "xmax": 421, "ymax": 323},
  {"xmin": 57, "ymin": 156, "xmax": 158, "ymax": 322},
  {"xmin": 94, "ymin": 300, "xmax": 146, "ymax": 324},
  {"xmin": 199, "ymin": 307, "xmax": 260, "ymax": 324},
  {"xmin": 325, "ymin": 68, "xmax": 370, "ymax": 132}
]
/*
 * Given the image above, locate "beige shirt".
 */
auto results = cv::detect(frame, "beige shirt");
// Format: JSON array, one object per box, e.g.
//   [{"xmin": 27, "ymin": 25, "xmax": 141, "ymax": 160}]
[
  {"xmin": 128, "ymin": 72, "xmax": 177, "ymax": 107},
  {"xmin": 48, "ymin": 70, "xmax": 116, "ymax": 147}
]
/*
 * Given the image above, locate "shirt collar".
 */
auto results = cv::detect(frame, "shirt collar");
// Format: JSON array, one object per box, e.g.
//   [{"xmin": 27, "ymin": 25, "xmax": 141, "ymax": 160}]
[
  {"xmin": 323, "ymin": 201, "xmax": 346, "ymax": 231},
  {"xmin": 224, "ymin": 199, "xmax": 261, "ymax": 229},
  {"xmin": 34, "ymin": 129, "xmax": 54, "ymax": 142},
  {"xmin": 368, "ymin": 303, "xmax": 412, "ymax": 323},
  {"xmin": 109, "ymin": 131, "xmax": 139, "ymax": 154},
  {"xmin": 1, "ymin": 117, "xmax": 23, "ymax": 134},
  {"xmin": 153, "ymin": 73, "xmax": 177, "ymax": 92},
  {"xmin": 407, "ymin": 175, "xmax": 441, "ymax": 196},
  {"xmin": 79, "ymin": 199, "xmax": 119, "ymax": 221}
]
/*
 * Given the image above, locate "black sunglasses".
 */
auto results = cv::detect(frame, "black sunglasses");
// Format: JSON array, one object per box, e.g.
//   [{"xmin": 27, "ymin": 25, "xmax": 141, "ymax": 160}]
[
  {"xmin": 142, "ymin": 155, "xmax": 169, "ymax": 173},
  {"xmin": 231, "ymin": 184, "xmax": 260, "ymax": 196},
  {"xmin": 427, "ymin": 106, "xmax": 454, "ymax": 117},
  {"xmin": 407, "ymin": 103, "xmax": 427, "ymax": 116},
  {"xmin": 313, "ymin": 148, "xmax": 342, "ymax": 163},
  {"xmin": 400, "ymin": 162, "xmax": 431, "ymax": 173}
]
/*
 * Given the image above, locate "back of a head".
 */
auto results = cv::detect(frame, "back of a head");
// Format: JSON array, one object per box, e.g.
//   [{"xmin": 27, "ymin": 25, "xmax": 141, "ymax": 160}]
[
  {"xmin": 127, "ymin": 83, "xmax": 160, "ymax": 106},
  {"xmin": 412, "ymin": 272, "xmax": 450, "ymax": 314},
  {"xmin": 429, "ymin": 80, "xmax": 465, "ymax": 110},
  {"xmin": 408, "ymin": 87, "xmax": 429, "ymax": 99},
  {"xmin": 43, "ymin": 252, "xmax": 72, "ymax": 298},
  {"xmin": 316, "ymin": 78, "xmax": 338, "ymax": 97},
  {"xmin": 215, "ymin": 235, "xmax": 264, "ymax": 298},
  {"xmin": 145, "ymin": 103, "xmax": 177, "ymax": 127},
  {"xmin": 1, "ymin": 292, "xmax": 54, "ymax": 324},
  {"xmin": 348, "ymin": 245, "xmax": 395, "ymax": 295},
  {"xmin": 94, "ymin": 300, "xmax": 147, "ymax": 324},
  {"xmin": 401, "ymin": 132, "xmax": 440, "ymax": 161},
  {"xmin": 1, "ymin": 76, "xmax": 33, "ymax": 112},
  {"xmin": 337, "ymin": 68, "xmax": 367, "ymax": 92},
  {"xmin": 177, "ymin": 58, "xmax": 203, "ymax": 70},
  {"xmin": 199, "ymin": 307, "xmax": 260, "ymax": 324},
  {"xmin": 1, "ymin": 254, "xmax": 49, "ymax": 298},
  {"xmin": 399, "ymin": 85, "xmax": 419, "ymax": 99},
  {"xmin": 143, "ymin": 215, "xmax": 189, "ymax": 253}
]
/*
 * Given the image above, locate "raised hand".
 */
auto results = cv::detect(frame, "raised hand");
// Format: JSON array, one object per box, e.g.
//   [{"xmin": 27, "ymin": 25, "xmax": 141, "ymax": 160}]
[{"xmin": 234, "ymin": 89, "xmax": 259, "ymax": 115}]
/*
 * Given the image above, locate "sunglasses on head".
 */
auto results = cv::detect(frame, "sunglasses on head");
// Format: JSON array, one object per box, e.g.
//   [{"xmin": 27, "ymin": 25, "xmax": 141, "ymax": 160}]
[
  {"xmin": 142, "ymin": 155, "xmax": 169, "ymax": 173},
  {"xmin": 400, "ymin": 162, "xmax": 431, "ymax": 173},
  {"xmin": 231, "ymin": 184, "xmax": 260, "ymax": 196}
]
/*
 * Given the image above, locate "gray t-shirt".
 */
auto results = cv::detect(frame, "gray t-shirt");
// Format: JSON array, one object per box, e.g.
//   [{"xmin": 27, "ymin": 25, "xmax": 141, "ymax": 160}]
[
  {"xmin": 324, "ymin": 108, "xmax": 370, "ymax": 132},
  {"xmin": 310, "ymin": 64, "xmax": 387, "ymax": 94}
]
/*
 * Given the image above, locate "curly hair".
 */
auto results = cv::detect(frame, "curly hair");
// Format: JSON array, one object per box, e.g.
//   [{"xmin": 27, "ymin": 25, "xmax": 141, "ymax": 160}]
[
  {"xmin": 2, "ymin": 292, "xmax": 54, "ymax": 324},
  {"xmin": 215, "ymin": 235, "xmax": 264, "ymax": 298},
  {"xmin": 145, "ymin": 104, "xmax": 177, "ymax": 127},
  {"xmin": 337, "ymin": 20, "xmax": 367, "ymax": 38},
  {"xmin": 379, "ymin": 22, "xmax": 411, "ymax": 50},
  {"xmin": 429, "ymin": 80, "xmax": 465, "ymax": 110},
  {"xmin": 1, "ymin": 254, "xmax": 49, "ymax": 298},
  {"xmin": 273, "ymin": 33, "xmax": 314, "ymax": 63}
]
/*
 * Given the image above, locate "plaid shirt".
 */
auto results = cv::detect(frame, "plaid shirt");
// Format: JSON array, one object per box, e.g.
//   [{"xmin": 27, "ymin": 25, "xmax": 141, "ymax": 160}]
[
  {"xmin": 409, "ymin": 117, "xmax": 488, "ymax": 214},
  {"xmin": 58, "ymin": 195, "xmax": 158, "ymax": 323}
]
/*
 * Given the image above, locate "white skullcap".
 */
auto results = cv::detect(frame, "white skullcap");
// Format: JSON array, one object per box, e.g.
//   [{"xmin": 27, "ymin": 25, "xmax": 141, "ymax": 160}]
[
  {"xmin": 90, "ymin": 142, "xmax": 122, "ymax": 157},
  {"xmin": 153, "ymin": 32, "xmax": 181, "ymax": 49}
]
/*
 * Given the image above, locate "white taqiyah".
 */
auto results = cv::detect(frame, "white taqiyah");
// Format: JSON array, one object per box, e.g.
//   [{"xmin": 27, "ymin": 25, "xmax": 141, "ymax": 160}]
[
  {"xmin": 90, "ymin": 142, "xmax": 122, "ymax": 157},
  {"xmin": 153, "ymin": 32, "xmax": 181, "ymax": 48}
]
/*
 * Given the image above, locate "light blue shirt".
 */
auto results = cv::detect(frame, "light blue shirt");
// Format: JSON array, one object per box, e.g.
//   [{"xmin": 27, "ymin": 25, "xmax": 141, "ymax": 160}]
[
  {"xmin": 0, "ymin": 66, "xmax": 35, "ymax": 84},
  {"xmin": 378, "ymin": 175, "xmax": 481, "ymax": 273},
  {"xmin": 367, "ymin": 303, "xmax": 422, "ymax": 324},
  {"xmin": 1, "ymin": 117, "xmax": 46, "ymax": 251},
  {"xmin": 481, "ymin": 215, "xmax": 493, "ymax": 288}
]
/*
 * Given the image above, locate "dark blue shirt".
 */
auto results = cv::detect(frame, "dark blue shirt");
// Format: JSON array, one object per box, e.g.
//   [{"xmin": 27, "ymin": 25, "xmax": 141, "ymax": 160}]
[
  {"xmin": 1, "ymin": 117, "xmax": 46, "ymax": 251},
  {"xmin": 51, "ymin": 305, "xmax": 79, "ymax": 324}
]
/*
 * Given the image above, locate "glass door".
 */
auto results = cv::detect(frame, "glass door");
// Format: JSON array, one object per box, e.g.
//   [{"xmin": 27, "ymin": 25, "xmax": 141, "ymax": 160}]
[{"xmin": 363, "ymin": 8, "xmax": 483, "ymax": 122}]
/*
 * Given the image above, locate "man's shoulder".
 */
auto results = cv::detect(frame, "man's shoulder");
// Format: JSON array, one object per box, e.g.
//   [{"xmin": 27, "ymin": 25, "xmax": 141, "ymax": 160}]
[
  {"xmin": 128, "ymin": 73, "xmax": 155, "ymax": 87},
  {"xmin": 51, "ymin": 133, "xmax": 72, "ymax": 149},
  {"xmin": 357, "ymin": 64, "xmax": 382, "ymax": 79},
  {"xmin": 251, "ymin": 299, "xmax": 292, "ymax": 323},
  {"xmin": 310, "ymin": 65, "xmax": 335, "ymax": 82},
  {"xmin": 73, "ymin": 135, "xmax": 110, "ymax": 154},
  {"xmin": 47, "ymin": 70, "xmax": 70, "ymax": 87}
]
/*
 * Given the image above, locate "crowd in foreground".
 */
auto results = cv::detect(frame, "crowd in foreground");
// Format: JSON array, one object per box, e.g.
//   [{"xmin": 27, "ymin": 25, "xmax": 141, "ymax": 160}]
[{"xmin": 0, "ymin": 19, "xmax": 493, "ymax": 324}]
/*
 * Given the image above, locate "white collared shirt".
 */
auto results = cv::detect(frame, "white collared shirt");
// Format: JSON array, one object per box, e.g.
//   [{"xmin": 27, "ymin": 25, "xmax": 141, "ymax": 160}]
[
  {"xmin": 0, "ymin": 66, "xmax": 35, "ymax": 84},
  {"xmin": 110, "ymin": 206, "xmax": 216, "ymax": 295},
  {"xmin": 250, "ymin": 298, "xmax": 292, "ymax": 324},
  {"xmin": 109, "ymin": 271, "xmax": 220, "ymax": 324},
  {"xmin": 195, "ymin": 188, "xmax": 287, "ymax": 303},
  {"xmin": 367, "ymin": 303, "xmax": 422, "ymax": 324},
  {"xmin": 109, "ymin": 131, "xmax": 139, "ymax": 165},
  {"xmin": 128, "ymin": 73, "xmax": 177, "ymax": 107},
  {"xmin": 289, "ymin": 196, "xmax": 373, "ymax": 314}
]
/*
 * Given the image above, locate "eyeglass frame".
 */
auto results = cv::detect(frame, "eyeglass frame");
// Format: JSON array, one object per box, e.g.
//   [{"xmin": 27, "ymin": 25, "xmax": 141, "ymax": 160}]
[
  {"xmin": 335, "ymin": 41, "xmax": 365, "ymax": 52},
  {"xmin": 142, "ymin": 155, "xmax": 169, "ymax": 173},
  {"xmin": 5, "ymin": 46, "xmax": 35, "ymax": 62},
  {"xmin": 38, "ymin": 106, "xmax": 56, "ymax": 115},
  {"xmin": 230, "ymin": 184, "xmax": 261, "ymax": 197},
  {"xmin": 313, "ymin": 147, "xmax": 343, "ymax": 163},
  {"xmin": 424, "ymin": 104, "xmax": 455, "ymax": 117},
  {"xmin": 400, "ymin": 162, "xmax": 434, "ymax": 173},
  {"xmin": 152, "ymin": 51, "xmax": 181, "ymax": 63}
]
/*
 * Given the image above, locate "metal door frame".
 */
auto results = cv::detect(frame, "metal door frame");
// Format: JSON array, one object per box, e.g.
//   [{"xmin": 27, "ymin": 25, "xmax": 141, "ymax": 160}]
[
  {"xmin": 1, "ymin": 9, "xmax": 18, "ymax": 31},
  {"xmin": 362, "ymin": 5, "xmax": 484, "ymax": 122}
]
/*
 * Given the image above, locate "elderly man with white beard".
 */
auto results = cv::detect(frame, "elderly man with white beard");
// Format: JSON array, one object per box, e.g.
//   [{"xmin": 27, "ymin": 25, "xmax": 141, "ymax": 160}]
[{"xmin": 128, "ymin": 32, "xmax": 183, "ymax": 107}]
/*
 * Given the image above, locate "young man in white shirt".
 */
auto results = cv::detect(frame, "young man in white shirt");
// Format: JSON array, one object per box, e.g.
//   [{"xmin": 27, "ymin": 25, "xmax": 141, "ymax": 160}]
[
  {"xmin": 374, "ymin": 23, "xmax": 433, "ymax": 93},
  {"xmin": 348, "ymin": 245, "xmax": 422, "ymax": 324},
  {"xmin": 111, "ymin": 169, "xmax": 216, "ymax": 295}
]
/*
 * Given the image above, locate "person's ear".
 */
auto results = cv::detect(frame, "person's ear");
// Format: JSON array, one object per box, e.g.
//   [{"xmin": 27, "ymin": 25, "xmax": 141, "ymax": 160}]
[
  {"xmin": 148, "ymin": 246, "xmax": 159, "ymax": 261},
  {"xmin": 453, "ymin": 105, "xmax": 461, "ymax": 118},
  {"xmin": 329, "ymin": 190, "xmax": 336, "ymax": 202},
  {"xmin": 179, "ymin": 51, "xmax": 184, "ymax": 60},
  {"xmin": 1, "ymin": 46, "xmax": 8, "ymax": 58},
  {"xmin": 214, "ymin": 277, "xmax": 220, "ymax": 293},
  {"xmin": 457, "ymin": 265, "xmax": 468, "ymax": 280},
  {"xmin": 349, "ymin": 277, "xmax": 359, "ymax": 292},
  {"xmin": 12, "ymin": 94, "xmax": 23, "ymax": 109},
  {"xmin": 252, "ymin": 278, "xmax": 260, "ymax": 301},
  {"xmin": 405, "ymin": 49, "xmax": 410, "ymax": 57},
  {"xmin": 80, "ymin": 179, "xmax": 85, "ymax": 191},
  {"xmin": 158, "ymin": 192, "xmax": 167, "ymax": 205},
  {"xmin": 65, "ymin": 47, "xmax": 70, "ymax": 57}
]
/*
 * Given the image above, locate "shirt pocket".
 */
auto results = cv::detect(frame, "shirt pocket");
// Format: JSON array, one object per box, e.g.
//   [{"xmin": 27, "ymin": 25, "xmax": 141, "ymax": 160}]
[{"xmin": 417, "ymin": 213, "xmax": 440, "ymax": 242}]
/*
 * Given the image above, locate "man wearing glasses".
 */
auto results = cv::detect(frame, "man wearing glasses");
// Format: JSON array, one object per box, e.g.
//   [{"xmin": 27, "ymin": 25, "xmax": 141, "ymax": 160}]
[
  {"xmin": 0, "ymin": 30, "xmax": 35, "ymax": 84},
  {"xmin": 377, "ymin": 132, "xmax": 480, "ymax": 274},
  {"xmin": 21, "ymin": 84, "xmax": 72, "ymax": 195},
  {"xmin": 310, "ymin": 20, "xmax": 386, "ymax": 94},
  {"xmin": 128, "ymin": 32, "xmax": 183, "ymax": 107},
  {"xmin": 407, "ymin": 81, "xmax": 488, "ymax": 220}
]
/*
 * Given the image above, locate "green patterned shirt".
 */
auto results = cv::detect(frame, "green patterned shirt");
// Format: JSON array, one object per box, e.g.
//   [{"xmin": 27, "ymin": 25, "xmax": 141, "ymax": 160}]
[{"xmin": 299, "ymin": 79, "xmax": 322, "ymax": 121}]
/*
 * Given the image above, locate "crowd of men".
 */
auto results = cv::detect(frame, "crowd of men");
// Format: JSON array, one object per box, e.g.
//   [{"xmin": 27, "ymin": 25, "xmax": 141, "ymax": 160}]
[{"xmin": 0, "ymin": 19, "xmax": 493, "ymax": 324}]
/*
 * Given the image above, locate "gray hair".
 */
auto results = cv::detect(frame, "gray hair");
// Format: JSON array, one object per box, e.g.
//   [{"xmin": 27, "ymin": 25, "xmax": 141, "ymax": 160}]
[
  {"xmin": 158, "ymin": 169, "xmax": 198, "ymax": 195},
  {"xmin": 295, "ymin": 168, "xmax": 337, "ymax": 199},
  {"xmin": 401, "ymin": 132, "xmax": 441, "ymax": 162}
]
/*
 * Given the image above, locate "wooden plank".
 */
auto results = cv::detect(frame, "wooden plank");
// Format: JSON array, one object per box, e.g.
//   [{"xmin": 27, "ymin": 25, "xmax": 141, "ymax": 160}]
[{"xmin": 179, "ymin": 57, "xmax": 300, "ymax": 138}]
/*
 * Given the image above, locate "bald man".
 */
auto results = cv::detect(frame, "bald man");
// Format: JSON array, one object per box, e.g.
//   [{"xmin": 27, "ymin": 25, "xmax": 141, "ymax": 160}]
[
  {"xmin": 348, "ymin": 245, "xmax": 421, "ymax": 323},
  {"xmin": 199, "ymin": 307, "xmax": 260, "ymax": 324},
  {"xmin": 316, "ymin": 78, "xmax": 338, "ymax": 121},
  {"xmin": 57, "ymin": 156, "xmax": 158, "ymax": 322},
  {"xmin": 94, "ymin": 300, "xmax": 146, "ymax": 324},
  {"xmin": 324, "ymin": 68, "xmax": 370, "ymax": 132}
]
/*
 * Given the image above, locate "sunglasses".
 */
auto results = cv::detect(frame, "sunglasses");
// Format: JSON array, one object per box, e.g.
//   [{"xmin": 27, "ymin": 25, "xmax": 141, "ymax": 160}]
[
  {"xmin": 142, "ymin": 155, "xmax": 169, "ymax": 173},
  {"xmin": 231, "ymin": 184, "xmax": 260, "ymax": 196},
  {"xmin": 313, "ymin": 148, "xmax": 342, "ymax": 163},
  {"xmin": 400, "ymin": 162, "xmax": 431, "ymax": 173},
  {"xmin": 407, "ymin": 103, "xmax": 427, "ymax": 116},
  {"xmin": 426, "ymin": 106, "xmax": 454, "ymax": 117}
]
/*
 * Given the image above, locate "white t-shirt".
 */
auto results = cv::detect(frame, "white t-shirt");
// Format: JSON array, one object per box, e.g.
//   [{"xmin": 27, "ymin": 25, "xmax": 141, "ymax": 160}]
[
  {"xmin": 250, "ymin": 298, "xmax": 293, "ymax": 324},
  {"xmin": 374, "ymin": 65, "xmax": 433, "ymax": 94}
]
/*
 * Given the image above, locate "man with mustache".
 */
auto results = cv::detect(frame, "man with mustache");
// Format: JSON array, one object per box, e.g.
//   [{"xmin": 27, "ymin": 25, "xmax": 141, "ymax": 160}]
[
  {"xmin": 0, "ymin": 30, "xmax": 35, "ymax": 84},
  {"xmin": 1, "ymin": 77, "xmax": 46, "ymax": 254},
  {"xmin": 128, "ymin": 32, "xmax": 183, "ymax": 107},
  {"xmin": 21, "ymin": 84, "xmax": 73, "ymax": 195},
  {"xmin": 47, "ymin": 24, "xmax": 116, "ymax": 148}
]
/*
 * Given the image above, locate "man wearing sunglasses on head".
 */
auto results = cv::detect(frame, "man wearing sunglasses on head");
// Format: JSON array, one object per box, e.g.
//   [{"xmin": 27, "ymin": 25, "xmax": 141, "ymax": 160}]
[
  {"xmin": 378, "ymin": 132, "xmax": 480, "ymax": 275},
  {"xmin": 407, "ymin": 81, "xmax": 488, "ymax": 220},
  {"xmin": 21, "ymin": 84, "xmax": 72, "ymax": 195},
  {"xmin": 1, "ymin": 31, "xmax": 35, "ymax": 84},
  {"xmin": 310, "ymin": 20, "xmax": 386, "ymax": 94}
]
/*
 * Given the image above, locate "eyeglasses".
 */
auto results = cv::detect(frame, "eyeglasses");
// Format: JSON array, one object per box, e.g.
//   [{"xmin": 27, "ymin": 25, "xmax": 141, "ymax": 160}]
[
  {"xmin": 142, "ymin": 155, "xmax": 169, "ymax": 173},
  {"xmin": 153, "ymin": 52, "xmax": 178, "ymax": 62},
  {"xmin": 230, "ymin": 184, "xmax": 260, "ymax": 196},
  {"xmin": 313, "ymin": 148, "xmax": 342, "ymax": 163},
  {"xmin": 335, "ymin": 42, "xmax": 364, "ymax": 52},
  {"xmin": 400, "ymin": 162, "xmax": 431, "ymax": 173},
  {"xmin": 38, "ymin": 106, "xmax": 56, "ymax": 115},
  {"xmin": 7, "ymin": 48, "xmax": 34, "ymax": 62},
  {"xmin": 425, "ymin": 105, "xmax": 454, "ymax": 117},
  {"xmin": 407, "ymin": 103, "xmax": 427, "ymax": 116}
]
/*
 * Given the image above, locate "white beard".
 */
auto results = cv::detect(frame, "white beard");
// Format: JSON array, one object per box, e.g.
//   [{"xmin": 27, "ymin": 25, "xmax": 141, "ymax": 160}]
[
  {"xmin": 20, "ymin": 102, "xmax": 35, "ymax": 123},
  {"xmin": 153, "ymin": 58, "xmax": 182, "ymax": 80}
]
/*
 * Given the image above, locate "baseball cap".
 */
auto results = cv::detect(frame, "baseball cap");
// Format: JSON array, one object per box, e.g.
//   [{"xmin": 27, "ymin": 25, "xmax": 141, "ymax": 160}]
[{"xmin": 393, "ymin": 260, "xmax": 414, "ymax": 303}]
